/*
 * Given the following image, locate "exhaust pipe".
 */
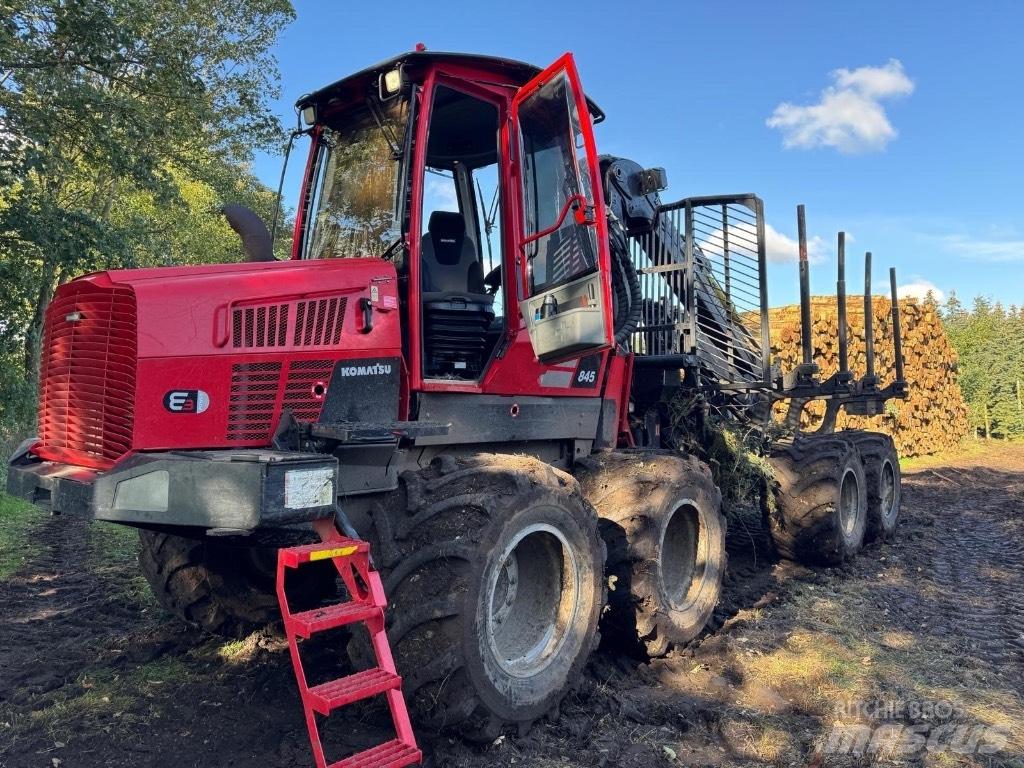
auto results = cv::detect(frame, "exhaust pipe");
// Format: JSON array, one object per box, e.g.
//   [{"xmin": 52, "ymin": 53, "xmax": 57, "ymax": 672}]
[{"xmin": 222, "ymin": 203, "xmax": 275, "ymax": 263}]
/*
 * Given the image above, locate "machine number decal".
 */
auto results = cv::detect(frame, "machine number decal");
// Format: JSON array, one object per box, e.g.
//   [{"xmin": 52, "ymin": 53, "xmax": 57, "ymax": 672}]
[
  {"xmin": 284, "ymin": 467, "xmax": 335, "ymax": 509},
  {"xmin": 163, "ymin": 390, "xmax": 210, "ymax": 414},
  {"xmin": 571, "ymin": 354, "xmax": 601, "ymax": 388}
]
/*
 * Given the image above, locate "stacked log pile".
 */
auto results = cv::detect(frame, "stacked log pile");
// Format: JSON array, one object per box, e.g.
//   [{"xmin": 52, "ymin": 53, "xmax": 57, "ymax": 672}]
[{"xmin": 769, "ymin": 296, "xmax": 969, "ymax": 456}]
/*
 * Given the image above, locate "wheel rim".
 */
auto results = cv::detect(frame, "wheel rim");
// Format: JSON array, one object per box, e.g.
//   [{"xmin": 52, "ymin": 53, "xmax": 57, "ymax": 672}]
[
  {"xmin": 660, "ymin": 502, "xmax": 702, "ymax": 610},
  {"xmin": 880, "ymin": 459, "xmax": 897, "ymax": 523},
  {"xmin": 485, "ymin": 522, "xmax": 580, "ymax": 678},
  {"xmin": 838, "ymin": 467, "xmax": 860, "ymax": 538}
]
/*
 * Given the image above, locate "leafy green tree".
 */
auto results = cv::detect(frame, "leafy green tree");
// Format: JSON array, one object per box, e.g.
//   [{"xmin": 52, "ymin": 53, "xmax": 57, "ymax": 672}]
[{"xmin": 0, "ymin": 0, "xmax": 295, "ymax": 385}]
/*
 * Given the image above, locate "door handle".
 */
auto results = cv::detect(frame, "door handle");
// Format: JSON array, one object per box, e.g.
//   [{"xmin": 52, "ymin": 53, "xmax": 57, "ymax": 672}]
[{"xmin": 360, "ymin": 297, "xmax": 374, "ymax": 333}]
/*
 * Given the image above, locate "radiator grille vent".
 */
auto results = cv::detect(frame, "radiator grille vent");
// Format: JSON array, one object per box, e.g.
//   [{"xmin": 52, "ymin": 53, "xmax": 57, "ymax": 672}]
[
  {"xmin": 227, "ymin": 362, "xmax": 283, "ymax": 441},
  {"xmin": 230, "ymin": 298, "xmax": 346, "ymax": 349},
  {"xmin": 282, "ymin": 360, "xmax": 334, "ymax": 422},
  {"xmin": 232, "ymin": 304, "xmax": 290, "ymax": 349},
  {"xmin": 294, "ymin": 298, "xmax": 347, "ymax": 347},
  {"xmin": 37, "ymin": 282, "xmax": 137, "ymax": 468}
]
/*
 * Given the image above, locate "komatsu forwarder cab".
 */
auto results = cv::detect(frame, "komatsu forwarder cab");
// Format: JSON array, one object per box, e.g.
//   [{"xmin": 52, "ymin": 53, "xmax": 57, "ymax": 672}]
[{"xmin": 10, "ymin": 52, "xmax": 625, "ymax": 525}]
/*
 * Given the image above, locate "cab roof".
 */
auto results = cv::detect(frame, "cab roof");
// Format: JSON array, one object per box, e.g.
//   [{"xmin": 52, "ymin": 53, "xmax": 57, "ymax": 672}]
[{"xmin": 295, "ymin": 50, "xmax": 604, "ymax": 123}]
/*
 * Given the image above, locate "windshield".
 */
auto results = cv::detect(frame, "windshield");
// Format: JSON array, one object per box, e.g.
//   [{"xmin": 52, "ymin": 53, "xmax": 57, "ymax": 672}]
[{"xmin": 302, "ymin": 96, "xmax": 409, "ymax": 259}]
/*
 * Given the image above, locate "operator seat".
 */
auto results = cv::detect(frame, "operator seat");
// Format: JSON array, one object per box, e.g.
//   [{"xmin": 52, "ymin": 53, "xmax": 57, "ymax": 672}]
[
  {"xmin": 419, "ymin": 211, "xmax": 495, "ymax": 378},
  {"xmin": 421, "ymin": 211, "xmax": 487, "ymax": 296}
]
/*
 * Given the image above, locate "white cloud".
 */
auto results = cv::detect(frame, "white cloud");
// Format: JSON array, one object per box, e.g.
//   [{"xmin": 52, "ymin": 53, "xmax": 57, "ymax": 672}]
[
  {"xmin": 766, "ymin": 59, "xmax": 914, "ymax": 153},
  {"xmin": 698, "ymin": 221, "xmax": 824, "ymax": 265},
  {"xmin": 896, "ymin": 279, "xmax": 945, "ymax": 303},
  {"xmin": 423, "ymin": 176, "xmax": 458, "ymax": 214},
  {"xmin": 764, "ymin": 222, "xmax": 825, "ymax": 264},
  {"xmin": 941, "ymin": 233, "xmax": 1024, "ymax": 262}
]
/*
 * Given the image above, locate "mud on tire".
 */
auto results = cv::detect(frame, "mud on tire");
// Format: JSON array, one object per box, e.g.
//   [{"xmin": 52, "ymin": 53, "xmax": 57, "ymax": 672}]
[
  {"xmin": 839, "ymin": 430, "xmax": 901, "ymax": 542},
  {"xmin": 766, "ymin": 435, "xmax": 868, "ymax": 565},
  {"xmin": 576, "ymin": 450, "xmax": 726, "ymax": 657},
  {"xmin": 355, "ymin": 453, "xmax": 604, "ymax": 741},
  {"xmin": 138, "ymin": 530, "xmax": 333, "ymax": 637}
]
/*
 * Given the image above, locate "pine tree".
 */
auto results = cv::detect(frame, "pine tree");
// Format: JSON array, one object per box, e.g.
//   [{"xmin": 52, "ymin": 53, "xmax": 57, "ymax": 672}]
[{"xmin": 944, "ymin": 295, "xmax": 1024, "ymax": 440}]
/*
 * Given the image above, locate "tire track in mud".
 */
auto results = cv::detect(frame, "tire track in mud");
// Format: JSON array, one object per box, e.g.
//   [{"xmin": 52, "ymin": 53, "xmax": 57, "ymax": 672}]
[
  {"xmin": 4, "ymin": 449, "xmax": 1024, "ymax": 768},
  {"xmin": 708, "ymin": 504, "xmax": 802, "ymax": 634},
  {"xmin": 904, "ymin": 466, "xmax": 1024, "ymax": 678},
  {"xmin": 0, "ymin": 518, "xmax": 140, "ymax": 707},
  {"xmin": 0, "ymin": 517, "xmax": 313, "ymax": 768}
]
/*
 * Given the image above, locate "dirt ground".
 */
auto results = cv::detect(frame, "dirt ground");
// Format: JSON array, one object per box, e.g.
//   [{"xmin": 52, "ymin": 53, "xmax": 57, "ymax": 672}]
[{"xmin": 2, "ymin": 444, "xmax": 1023, "ymax": 767}]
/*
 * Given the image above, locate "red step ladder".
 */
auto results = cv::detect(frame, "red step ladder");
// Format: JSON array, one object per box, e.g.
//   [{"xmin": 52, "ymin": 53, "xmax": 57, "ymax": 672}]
[{"xmin": 277, "ymin": 520, "xmax": 421, "ymax": 768}]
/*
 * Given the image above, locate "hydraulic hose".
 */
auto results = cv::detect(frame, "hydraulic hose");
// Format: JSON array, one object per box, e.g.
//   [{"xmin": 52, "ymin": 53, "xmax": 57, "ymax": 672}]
[{"xmin": 608, "ymin": 216, "xmax": 642, "ymax": 347}]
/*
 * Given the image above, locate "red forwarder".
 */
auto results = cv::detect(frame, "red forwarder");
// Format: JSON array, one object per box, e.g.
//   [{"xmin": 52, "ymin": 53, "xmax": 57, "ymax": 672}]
[{"xmin": 9, "ymin": 50, "xmax": 907, "ymax": 765}]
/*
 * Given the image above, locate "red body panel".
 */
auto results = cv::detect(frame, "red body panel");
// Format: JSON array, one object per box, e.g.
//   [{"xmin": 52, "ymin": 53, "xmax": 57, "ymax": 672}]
[
  {"xmin": 34, "ymin": 259, "xmax": 400, "ymax": 467},
  {"xmin": 605, "ymin": 352, "xmax": 636, "ymax": 447}
]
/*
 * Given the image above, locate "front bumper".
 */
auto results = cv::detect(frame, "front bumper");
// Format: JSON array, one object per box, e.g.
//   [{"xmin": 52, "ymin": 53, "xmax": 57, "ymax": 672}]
[{"xmin": 7, "ymin": 442, "xmax": 339, "ymax": 532}]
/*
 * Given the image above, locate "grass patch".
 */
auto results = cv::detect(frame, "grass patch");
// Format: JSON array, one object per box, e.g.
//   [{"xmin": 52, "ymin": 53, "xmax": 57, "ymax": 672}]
[
  {"xmin": 0, "ymin": 492, "xmax": 43, "ymax": 579},
  {"xmin": 27, "ymin": 657, "xmax": 194, "ymax": 738},
  {"xmin": 719, "ymin": 718, "xmax": 796, "ymax": 763},
  {"xmin": 87, "ymin": 520, "xmax": 141, "ymax": 564},
  {"xmin": 86, "ymin": 521, "xmax": 154, "ymax": 607},
  {"xmin": 732, "ymin": 569, "xmax": 1024, "ymax": 763},
  {"xmin": 214, "ymin": 629, "xmax": 289, "ymax": 665},
  {"xmin": 900, "ymin": 439, "xmax": 990, "ymax": 471},
  {"xmin": 744, "ymin": 630, "xmax": 872, "ymax": 710},
  {"xmin": 217, "ymin": 638, "xmax": 250, "ymax": 662}
]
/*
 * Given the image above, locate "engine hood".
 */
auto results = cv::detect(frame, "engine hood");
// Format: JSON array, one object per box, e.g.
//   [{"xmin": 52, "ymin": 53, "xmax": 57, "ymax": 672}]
[
  {"xmin": 35, "ymin": 257, "xmax": 403, "ymax": 465},
  {"xmin": 89, "ymin": 257, "xmax": 400, "ymax": 358}
]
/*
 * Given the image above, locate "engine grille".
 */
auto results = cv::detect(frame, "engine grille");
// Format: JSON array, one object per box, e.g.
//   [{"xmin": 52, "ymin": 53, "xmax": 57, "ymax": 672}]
[
  {"xmin": 227, "ymin": 362, "xmax": 283, "ymax": 441},
  {"xmin": 226, "ymin": 359, "xmax": 332, "ymax": 442},
  {"xmin": 282, "ymin": 360, "xmax": 334, "ymax": 422},
  {"xmin": 37, "ymin": 282, "xmax": 138, "ymax": 468},
  {"xmin": 230, "ymin": 297, "xmax": 347, "ymax": 350},
  {"xmin": 294, "ymin": 297, "xmax": 347, "ymax": 346},
  {"xmin": 232, "ymin": 304, "xmax": 290, "ymax": 348}
]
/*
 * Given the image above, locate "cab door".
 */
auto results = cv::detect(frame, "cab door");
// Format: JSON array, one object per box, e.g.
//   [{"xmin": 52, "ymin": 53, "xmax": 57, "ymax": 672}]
[{"xmin": 511, "ymin": 53, "xmax": 614, "ymax": 365}]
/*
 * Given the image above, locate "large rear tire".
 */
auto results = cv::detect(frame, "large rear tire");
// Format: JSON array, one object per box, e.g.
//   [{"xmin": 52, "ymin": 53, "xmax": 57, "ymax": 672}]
[
  {"xmin": 356, "ymin": 454, "xmax": 604, "ymax": 740},
  {"xmin": 841, "ymin": 430, "xmax": 901, "ymax": 542},
  {"xmin": 138, "ymin": 530, "xmax": 334, "ymax": 637},
  {"xmin": 766, "ymin": 436, "xmax": 867, "ymax": 565},
  {"xmin": 576, "ymin": 450, "xmax": 726, "ymax": 657}
]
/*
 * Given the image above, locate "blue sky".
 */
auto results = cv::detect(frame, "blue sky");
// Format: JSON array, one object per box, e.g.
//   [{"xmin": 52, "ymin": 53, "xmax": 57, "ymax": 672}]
[{"xmin": 251, "ymin": 0, "xmax": 1023, "ymax": 308}]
